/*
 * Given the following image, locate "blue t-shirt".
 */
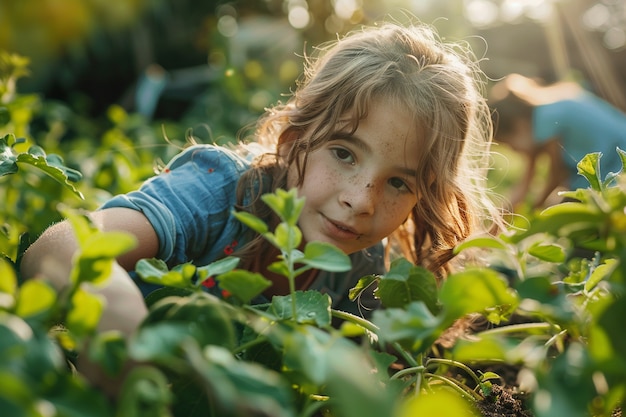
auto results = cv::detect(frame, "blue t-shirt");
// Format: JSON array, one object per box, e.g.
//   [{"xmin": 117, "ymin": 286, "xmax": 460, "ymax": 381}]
[
  {"xmin": 100, "ymin": 144, "xmax": 383, "ymax": 316},
  {"xmin": 533, "ymin": 91, "xmax": 626, "ymax": 189}
]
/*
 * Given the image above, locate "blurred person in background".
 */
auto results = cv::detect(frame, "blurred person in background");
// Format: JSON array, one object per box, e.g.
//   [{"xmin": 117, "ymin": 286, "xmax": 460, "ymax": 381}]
[{"xmin": 489, "ymin": 73, "xmax": 626, "ymax": 209}]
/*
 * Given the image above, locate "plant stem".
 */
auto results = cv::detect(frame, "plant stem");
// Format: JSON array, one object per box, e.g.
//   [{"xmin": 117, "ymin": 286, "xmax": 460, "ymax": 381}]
[
  {"xmin": 423, "ymin": 372, "xmax": 483, "ymax": 401},
  {"xmin": 390, "ymin": 365, "xmax": 426, "ymax": 380},
  {"xmin": 330, "ymin": 309, "xmax": 379, "ymax": 333},
  {"xmin": 232, "ymin": 334, "xmax": 269, "ymax": 355},
  {"xmin": 476, "ymin": 322, "xmax": 556, "ymax": 337},
  {"xmin": 426, "ymin": 357, "xmax": 482, "ymax": 387}
]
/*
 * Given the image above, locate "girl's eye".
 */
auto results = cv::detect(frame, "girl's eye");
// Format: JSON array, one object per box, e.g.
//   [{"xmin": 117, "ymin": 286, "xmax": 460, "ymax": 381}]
[
  {"xmin": 389, "ymin": 177, "xmax": 411, "ymax": 192},
  {"xmin": 331, "ymin": 147, "xmax": 355, "ymax": 164}
]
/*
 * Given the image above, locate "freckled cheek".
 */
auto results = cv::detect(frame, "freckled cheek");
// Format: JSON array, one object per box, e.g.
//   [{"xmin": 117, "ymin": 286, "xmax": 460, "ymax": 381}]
[{"xmin": 381, "ymin": 199, "xmax": 415, "ymax": 227}]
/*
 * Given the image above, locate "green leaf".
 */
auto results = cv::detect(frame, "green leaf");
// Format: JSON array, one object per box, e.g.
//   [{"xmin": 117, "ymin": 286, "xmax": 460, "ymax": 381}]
[
  {"xmin": 375, "ymin": 258, "xmax": 439, "ymax": 313},
  {"xmin": 0, "ymin": 258, "xmax": 17, "ymax": 296},
  {"xmin": 217, "ymin": 270, "xmax": 272, "ymax": 304},
  {"xmin": 270, "ymin": 291, "xmax": 332, "ymax": 327},
  {"xmin": 439, "ymin": 268, "xmax": 518, "ymax": 326},
  {"xmin": 528, "ymin": 242, "xmax": 566, "ymax": 263},
  {"xmin": 185, "ymin": 344, "xmax": 294, "ymax": 417},
  {"xmin": 602, "ymin": 147, "xmax": 626, "ymax": 186},
  {"xmin": 196, "ymin": 256, "xmax": 240, "ymax": 283},
  {"xmin": 14, "ymin": 280, "xmax": 56, "ymax": 319},
  {"xmin": 301, "ymin": 241, "xmax": 351, "ymax": 272},
  {"xmin": 274, "ymin": 222, "xmax": 302, "ymax": 251},
  {"xmin": 232, "ymin": 210, "xmax": 269, "ymax": 234},
  {"xmin": 585, "ymin": 259, "xmax": 619, "ymax": 292},
  {"xmin": 16, "ymin": 150, "xmax": 83, "ymax": 198},
  {"xmin": 81, "ymin": 231, "xmax": 137, "ymax": 259},
  {"xmin": 130, "ymin": 322, "xmax": 194, "ymax": 362},
  {"xmin": 510, "ymin": 202, "xmax": 603, "ymax": 243},
  {"xmin": 349, "ymin": 274, "xmax": 378, "ymax": 301},
  {"xmin": 88, "ymin": 331, "xmax": 128, "ymax": 376},
  {"xmin": 262, "ymin": 188, "xmax": 305, "ymax": 225},
  {"xmin": 577, "ymin": 151, "xmax": 602, "ymax": 191},
  {"xmin": 373, "ymin": 301, "xmax": 442, "ymax": 354},
  {"xmin": 164, "ymin": 293, "xmax": 236, "ymax": 349},
  {"xmin": 135, "ymin": 259, "xmax": 197, "ymax": 289},
  {"xmin": 454, "ymin": 235, "xmax": 508, "ymax": 255},
  {"xmin": 0, "ymin": 134, "xmax": 18, "ymax": 176},
  {"xmin": 0, "ymin": 107, "xmax": 10, "ymax": 126},
  {"xmin": 66, "ymin": 288, "xmax": 105, "ymax": 338},
  {"xmin": 398, "ymin": 387, "xmax": 481, "ymax": 417},
  {"xmin": 60, "ymin": 206, "xmax": 97, "ymax": 247}
]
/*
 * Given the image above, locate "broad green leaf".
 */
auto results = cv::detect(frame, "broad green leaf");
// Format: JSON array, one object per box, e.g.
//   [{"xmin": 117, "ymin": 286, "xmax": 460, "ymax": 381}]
[
  {"xmin": 88, "ymin": 331, "xmax": 128, "ymax": 376},
  {"xmin": 577, "ymin": 151, "xmax": 602, "ymax": 191},
  {"xmin": 232, "ymin": 210, "xmax": 269, "ymax": 234},
  {"xmin": 196, "ymin": 256, "xmax": 240, "ymax": 283},
  {"xmin": 0, "ymin": 107, "xmax": 9, "ymax": 126},
  {"xmin": 454, "ymin": 235, "xmax": 508, "ymax": 254},
  {"xmin": 60, "ymin": 206, "xmax": 97, "ymax": 248},
  {"xmin": 585, "ymin": 259, "xmax": 619, "ymax": 292},
  {"xmin": 532, "ymin": 344, "xmax": 598, "ymax": 417},
  {"xmin": 528, "ymin": 242, "xmax": 566, "ymax": 263},
  {"xmin": 66, "ymin": 288, "xmax": 105, "ymax": 338},
  {"xmin": 603, "ymin": 147, "xmax": 626, "ymax": 186},
  {"xmin": 373, "ymin": 301, "xmax": 442, "ymax": 353},
  {"xmin": 274, "ymin": 222, "xmax": 302, "ymax": 251},
  {"xmin": 375, "ymin": 258, "xmax": 439, "ymax": 313},
  {"xmin": 349, "ymin": 274, "xmax": 378, "ymax": 301},
  {"xmin": 596, "ymin": 297, "xmax": 626, "ymax": 366},
  {"xmin": 452, "ymin": 336, "xmax": 508, "ymax": 363},
  {"xmin": 72, "ymin": 257, "xmax": 114, "ymax": 287},
  {"xmin": 270, "ymin": 291, "xmax": 332, "ymax": 327},
  {"xmin": 16, "ymin": 151, "xmax": 83, "ymax": 198},
  {"xmin": 14, "ymin": 280, "xmax": 55, "ymax": 319},
  {"xmin": 217, "ymin": 270, "xmax": 271, "ymax": 304},
  {"xmin": 81, "ymin": 231, "xmax": 137, "ymax": 259},
  {"xmin": 281, "ymin": 325, "xmax": 331, "ymax": 385},
  {"xmin": 510, "ymin": 202, "xmax": 603, "ymax": 243},
  {"xmin": 301, "ymin": 241, "xmax": 351, "ymax": 272},
  {"xmin": 130, "ymin": 322, "xmax": 194, "ymax": 362},
  {"xmin": 164, "ymin": 293, "xmax": 236, "ymax": 349},
  {"xmin": 439, "ymin": 268, "xmax": 518, "ymax": 326},
  {"xmin": 0, "ymin": 258, "xmax": 17, "ymax": 296},
  {"xmin": 186, "ymin": 344, "xmax": 294, "ymax": 417},
  {"xmin": 262, "ymin": 188, "xmax": 304, "ymax": 225},
  {"xmin": 135, "ymin": 259, "xmax": 196, "ymax": 289},
  {"xmin": 398, "ymin": 388, "xmax": 481, "ymax": 417}
]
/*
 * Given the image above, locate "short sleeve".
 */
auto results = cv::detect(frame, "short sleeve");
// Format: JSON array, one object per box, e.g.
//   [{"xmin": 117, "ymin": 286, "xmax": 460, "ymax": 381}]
[{"xmin": 100, "ymin": 144, "xmax": 250, "ymax": 267}]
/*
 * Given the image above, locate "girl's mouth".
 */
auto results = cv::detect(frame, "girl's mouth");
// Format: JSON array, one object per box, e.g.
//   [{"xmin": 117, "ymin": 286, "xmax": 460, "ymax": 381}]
[{"xmin": 322, "ymin": 215, "xmax": 361, "ymax": 240}]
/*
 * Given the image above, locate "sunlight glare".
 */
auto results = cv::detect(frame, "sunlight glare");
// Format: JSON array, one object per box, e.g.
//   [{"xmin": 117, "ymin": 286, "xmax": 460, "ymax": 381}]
[
  {"xmin": 288, "ymin": 6, "xmax": 310, "ymax": 29},
  {"xmin": 333, "ymin": 0, "xmax": 361, "ymax": 20},
  {"xmin": 500, "ymin": 0, "xmax": 525, "ymax": 22},
  {"xmin": 582, "ymin": 3, "xmax": 610, "ymax": 30},
  {"xmin": 464, "ymin": 0, "xmax": 499, "ymax": 28},
  {"xmin": 604, "ymin": 27, "xmax": 626, "ymax": 49}
]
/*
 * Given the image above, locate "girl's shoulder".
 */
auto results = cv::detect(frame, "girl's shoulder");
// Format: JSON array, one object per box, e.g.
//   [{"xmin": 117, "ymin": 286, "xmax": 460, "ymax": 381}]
[{"xmin": 164, "ymin": 143, "xmax": 259, "ymax": 177}]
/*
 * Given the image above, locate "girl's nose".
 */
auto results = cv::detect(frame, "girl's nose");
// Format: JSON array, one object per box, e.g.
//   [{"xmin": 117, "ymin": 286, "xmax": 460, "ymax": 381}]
[{"xmin": 340, "ymin": 180, "xmax": 379, "ymax": 215}]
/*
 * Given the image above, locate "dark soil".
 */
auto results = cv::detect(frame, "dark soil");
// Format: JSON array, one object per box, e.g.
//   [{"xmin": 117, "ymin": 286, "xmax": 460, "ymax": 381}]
[
  {"xmin": 476, "ymin": 384, "xmax": 534, "ymax": 417},
  {"xmin": 435, "ymin": 315, "xmax": 534, "ymax": 417}
]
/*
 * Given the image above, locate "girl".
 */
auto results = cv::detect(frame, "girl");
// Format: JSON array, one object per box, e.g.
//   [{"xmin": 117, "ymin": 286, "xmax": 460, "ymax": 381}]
[
  {"xmin": 21, "ymin": 21, "xmax": 503, "ymax": 340},
  {"xmin": 489, "ymin": 73, "xmax": 626, "ymax": 209}
]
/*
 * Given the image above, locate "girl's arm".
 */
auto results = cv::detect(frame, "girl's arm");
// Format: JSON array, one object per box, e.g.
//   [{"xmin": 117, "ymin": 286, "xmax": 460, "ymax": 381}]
[
  {"xmin": 20, "ymin": 207, "xmax": 159, "ymax": 337},
  {"xmin": 534, "ymin": 139, "xmax": 568, "ymax": 208},
  {"xmin": 510, "ymin": 152, "xmax": 537, "ymax": 209}
]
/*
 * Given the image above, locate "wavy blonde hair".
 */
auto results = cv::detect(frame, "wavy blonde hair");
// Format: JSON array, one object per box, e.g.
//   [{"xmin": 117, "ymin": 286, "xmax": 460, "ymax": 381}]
[{"xmin": 236, "ymin": 20, "xmax": 504, "ymax": 279}]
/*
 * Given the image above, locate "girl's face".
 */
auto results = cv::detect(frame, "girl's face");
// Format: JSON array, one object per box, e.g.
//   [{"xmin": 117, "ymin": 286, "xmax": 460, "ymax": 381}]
[{"xmin": 288, "ymin": 97, "xmax": 422, "ymax": 254}]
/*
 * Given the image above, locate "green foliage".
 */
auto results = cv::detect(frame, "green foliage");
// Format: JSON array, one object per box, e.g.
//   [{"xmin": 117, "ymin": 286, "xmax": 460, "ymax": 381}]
[{"xmin": 2, "ymin": 51, "xmax": 626, "ymax": 417}]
